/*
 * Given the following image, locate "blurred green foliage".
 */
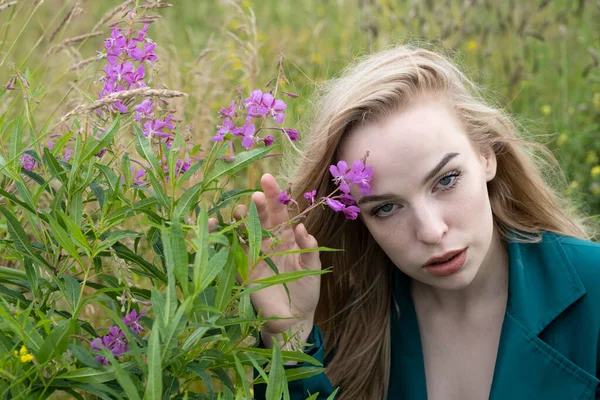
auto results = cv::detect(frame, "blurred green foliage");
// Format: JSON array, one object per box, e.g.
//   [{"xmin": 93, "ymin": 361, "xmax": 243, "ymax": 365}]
[{"xmin": 1, "ymin": 0, "xmax": 598, "ymax": 216}]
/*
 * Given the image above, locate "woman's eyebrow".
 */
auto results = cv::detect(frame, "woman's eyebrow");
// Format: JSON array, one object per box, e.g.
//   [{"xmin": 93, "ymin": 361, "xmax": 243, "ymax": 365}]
[{"xmin": 421, "ymin": 152, "xmax": 460, "ymax": 184}]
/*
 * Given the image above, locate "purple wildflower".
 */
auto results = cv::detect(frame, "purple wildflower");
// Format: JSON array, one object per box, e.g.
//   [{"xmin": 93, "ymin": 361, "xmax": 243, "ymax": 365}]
[
  {"xmin": 324, "ymin": 198, "xmax": 345, "ymax": 212},
  {"xmin": 212, "ymin": 118, "xmax": 241, "ymax": 142},
  {"xmin": 134, "ymin": 98, "xmax": 155, "ymax": 121},
  {"xmin": 130, "ymin": 41, "xmax": 157, "ymax": 63},
  {"xmin": 219, "ymin": 101, "xmax": 236, "ymax": 119},
  {"xmin": 90, "ymin": 326, "xmax": 129, "ymax": 365},
  {"xmin": 338, "ymin": 193, "xmax": 356, "ymax": 206},
  {"xmin": 262, "ymin": 135, "xmax": 275, "ymax": 147},
  {"xmin": 122, "ymin": 309, "xmax": 146, "ymax": 334},
  {"xmin": 303, "ymin": 190, "xmax": 317, "ymax": 205},
  {"xmin": 120, "ymin": 168, "xmax": 147, "ymax": 186},
  {"xmin": 244, "ymin": 90, "xmax": 287, "ymax": 123},
  {"xmin": 240, "ymin": 123, "xmax": 256, "ymax": 149},
  {"xmin": 244, "ymin": 90, "xmax": 269, "ymax": 118},
  {"xmin": 143, "ymin": 118, "xmax": 172, "ymax": 139},
  {"xmin": 342, "ymin": 205, "xmax": 361, "ymax": 220},
  {"xmin": 329, "ymin": 161, "xmax": 351, "ymax": 194},
  {"xmin": 95, "ymin": 147, "xmax": 108, "ymax": 158},
  {"xmin": 346, "ymin": 161, "xmax": 373, "ymax": 196},
  {"xmin": 283, "ymin": 128, "xmax": 298, "ymax": 141},
  {"xmin": 278, "ymin": 190, "xmax": 293, "ymax": 205},
  {"xmin": 261, "ymin": 92, "xmax": 287, "ymax": 124},
  {"xmin": 20, "ymin": 152, "xmax": 37, "ymax": 171}
]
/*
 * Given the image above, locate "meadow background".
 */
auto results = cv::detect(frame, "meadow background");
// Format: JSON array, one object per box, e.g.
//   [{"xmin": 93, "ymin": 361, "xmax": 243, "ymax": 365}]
[
  {"xmin": 1, "ymin": 0, "xmax": 599, "ymax": 216},
  {"xmin": 0, "ymin": 0, "xmax": 599, "ymax": 398}
]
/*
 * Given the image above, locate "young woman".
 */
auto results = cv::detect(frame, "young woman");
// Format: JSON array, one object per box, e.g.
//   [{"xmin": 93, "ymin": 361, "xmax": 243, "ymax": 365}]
[{"xmin": 243, "ymin": 45, "xmax": 600, "ymax": 399}]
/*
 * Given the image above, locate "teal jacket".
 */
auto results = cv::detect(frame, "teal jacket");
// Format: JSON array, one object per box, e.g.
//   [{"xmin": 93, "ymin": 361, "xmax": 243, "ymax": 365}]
[{"xmin": 256, "ymin": 233, "xmax": 600, "ymax": 399}]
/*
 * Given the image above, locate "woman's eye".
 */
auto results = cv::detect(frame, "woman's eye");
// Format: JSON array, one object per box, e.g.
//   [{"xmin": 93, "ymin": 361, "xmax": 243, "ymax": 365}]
[
  {"xmin": 435, "ymin": 171, "xmax": 462, "ymax": 191},
  {"xmin": 373, "ymin": 203, "xmax": 397, "ymax": 218}
]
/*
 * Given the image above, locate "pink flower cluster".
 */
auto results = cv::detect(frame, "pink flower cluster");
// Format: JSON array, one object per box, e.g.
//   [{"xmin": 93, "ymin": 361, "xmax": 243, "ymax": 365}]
[
  {"xmin": 277, "ymin": 158, "xmax": 373, "ymax": 220},
  {"xmin": 211, "ymin": 89, "xmax": 299, "ymax": 149},
  {"xmin": 91, "ymin": 309, "xmax": 145, "ymax": 365}
]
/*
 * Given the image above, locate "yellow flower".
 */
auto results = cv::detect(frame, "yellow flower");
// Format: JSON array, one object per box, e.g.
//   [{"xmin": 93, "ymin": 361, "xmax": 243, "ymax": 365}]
[
  {"xmin": 13, "ymin": 346, "xmax": 34, "ymax": 363},
  {"xmin": 570, "ymin": 181, "xmax": 579, "ymax": 190},
  {"xmin": 586, "ymin": 151, "xmax": 599, "ymax": 165},
  {"xmin": 591, "ymin": 165, "xmax": 600, "ymax": 179},
  {"xmin": 241, "ymin": 0, "xmax": 253, "ymax": 8},
  {"xmin": 557, "ymin": 133, "xmax": 568, "ymax": 146},
  {"xmin": 593, "ymin": 92, "xmax": 600, "ymax": 110},
  {"xmin": 466, "ymin": 40, "xmax": 477, "ymax": 51},
  {"xmin": 540, "ymin": 105, "xmax": 552, "ymax": 116},
  {"xmin": 311, "ymin": 53, "xmax": 322, "ymax": 64}
]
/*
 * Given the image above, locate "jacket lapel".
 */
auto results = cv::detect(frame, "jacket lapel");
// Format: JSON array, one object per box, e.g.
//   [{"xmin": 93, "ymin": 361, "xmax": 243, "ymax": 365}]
[
  {"xmin": 390, "ymin": 233, "xmax": 599, "ymax": 400},
  {"xmin": 489, "ymin": 233, "xmax": 598, "ymax": 399}
]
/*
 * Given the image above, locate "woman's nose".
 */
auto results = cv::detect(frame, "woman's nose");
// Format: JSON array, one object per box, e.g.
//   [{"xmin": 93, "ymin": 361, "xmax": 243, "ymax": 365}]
[{"xmin": 413, "ymin": 204, "xmax": 448, "ymax": 245}]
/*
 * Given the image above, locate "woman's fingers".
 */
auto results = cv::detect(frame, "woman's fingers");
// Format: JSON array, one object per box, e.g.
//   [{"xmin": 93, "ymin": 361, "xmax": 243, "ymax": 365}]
[
  {"xmin": 260, "ymin": 173, "xmax": 291, "ymax": 227},
  {"xmin": 295, "ymin": 223, "xmax": 321, "ymax": 271}
]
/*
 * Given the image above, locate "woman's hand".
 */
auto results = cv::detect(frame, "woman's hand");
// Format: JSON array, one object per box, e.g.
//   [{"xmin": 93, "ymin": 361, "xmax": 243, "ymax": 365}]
[{"xmin": 211, "ymin": 173, "xmax": 322, "ymax": 346}]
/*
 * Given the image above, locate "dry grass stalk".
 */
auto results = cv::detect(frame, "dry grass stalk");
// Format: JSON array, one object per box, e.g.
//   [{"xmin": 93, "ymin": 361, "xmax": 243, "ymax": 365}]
[
  {"xmin": 69, "ymin": 56, "xmax": 98, "ymax": 71},
  {"xmin": 0, "ymin": 1, "xmax": 17, "ymax": 12},
  {"xmin": 61, "ymin": 88, "xmax": 187, "ymax": 122},
  {"xmin": 45, "ymin": 31, "xmax": 104, "ymax": 57},
  {"xmin": 92, "ymin": 0, "xmax": 133, "ymax": 32},
  {"xmin": 139, "ymin": 2, "xmax": 172, "ymax": 9},
  {"xmin": 48, "ymin": 0, "xmax": 83, "ymax": 43}
]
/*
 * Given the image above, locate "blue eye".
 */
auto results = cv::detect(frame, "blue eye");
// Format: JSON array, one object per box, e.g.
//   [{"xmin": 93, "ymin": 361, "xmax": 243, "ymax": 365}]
[
  {"xmin": 435, "ymin": 170, "xmax": 462, "ymax": 191},
  {"xmin": 371, "ymin": 203, "xmax": 398, "ymax": 219}
]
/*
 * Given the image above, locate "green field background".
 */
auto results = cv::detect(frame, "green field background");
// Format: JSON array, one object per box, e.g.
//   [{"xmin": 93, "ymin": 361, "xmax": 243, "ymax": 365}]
[{"xmin": 1, "ymin": 0, "xmax": 599, "ymax": 221}]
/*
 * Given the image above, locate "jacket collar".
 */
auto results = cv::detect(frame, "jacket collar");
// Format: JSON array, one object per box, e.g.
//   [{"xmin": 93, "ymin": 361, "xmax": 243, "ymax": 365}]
[
  {"xmin": 388, "ymin": 232, "xmax": 597, "ymax": 400},
  {"xmin": 504, "ymin": 232, "xmax": 586, "ymax": 335}
]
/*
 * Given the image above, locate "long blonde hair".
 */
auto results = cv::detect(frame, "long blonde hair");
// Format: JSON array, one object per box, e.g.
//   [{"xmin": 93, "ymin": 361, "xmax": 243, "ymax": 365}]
[{"xmin": 282, "ymin": 45, "xmax": 590, "ymax": 399}]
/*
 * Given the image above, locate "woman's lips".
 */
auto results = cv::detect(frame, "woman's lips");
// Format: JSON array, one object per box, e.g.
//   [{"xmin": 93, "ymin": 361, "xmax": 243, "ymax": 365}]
[{"xmin": 423, "ymin": 248, "xmax": 468, "ymax": 277}]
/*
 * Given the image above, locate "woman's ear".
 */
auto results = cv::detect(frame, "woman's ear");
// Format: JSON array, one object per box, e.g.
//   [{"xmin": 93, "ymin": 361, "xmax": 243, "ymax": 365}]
[{"xmin": 480, "ymin": 146, "xmax": 497, "ymax": 182}]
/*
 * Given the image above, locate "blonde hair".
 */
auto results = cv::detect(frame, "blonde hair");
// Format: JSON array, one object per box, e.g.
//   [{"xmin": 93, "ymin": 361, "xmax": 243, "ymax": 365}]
[{"xmin": 282, "ymin": 45, "xmax": 590, "ymax": 399}]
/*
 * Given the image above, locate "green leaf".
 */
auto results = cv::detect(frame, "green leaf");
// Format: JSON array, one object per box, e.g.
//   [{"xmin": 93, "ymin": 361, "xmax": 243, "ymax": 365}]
[
  {"xmin": 62, "ymin": 274, "xmax": 81, "ymax": 313},
  {"xmin": 265, "ymin": 341, "xmax": 284, "ymax": 400},
  {"xmin": 57, "ymin": 209, "xmax": 91, "ymax": 255},
  {"xmin": 151, "ymin": 287, "xmax": 166, "ymax": 335},
  {"xmin": 170, "ymin": 218, "xmax": 189, "ymax": 296},
  {"xmin": 0, "ymin": 186, "xmax": 36, "ymax": 214},
  {"xmin": 173, "ymin": 182, "xmax": 202, "ymax": 218},
  {"xmin": 103, "ymin": 351, "xmax": 142, "ymax": 400},
  {"xmin": 148, "ymin": 171, "xmax": 170, "ymax": 211},
  {"xmin": 0, "ymin": 154, "xmax": 21, "ymax": 181},
  {"xmin": 161, "ymin": 224, "xmax": 178, "ymax": 324},
  {"xmin": 90, "ymin": 181, "xmax": 105, "ymax": 209},
  {"xmin": 68, "ymin": 133, "xmax": 84, "ymax": 185},
  {"xmin": 37, "ymin": 319, "xmax": 75, "ymax": 365},
  {"xmin": 249, "ymin": 269, "xmax": 329, "ymax": 286},
  {"xmin": 111, "ymin": 243, "xmax": 166, "ymax": 282},
  {"xmin": 144, "ymin": 328, "xmax": 162, "ymax": 400},
  {"xmin": 247, "ymin": 202, "xmax": 261, "ymax": 272},
  {"xmin": 46, "ymin": 213, "xmax": 83, "ymax": 264},
  {"xmin": 43, "ymin": 146, "xmax": 68, "ymax": 183},
  {"xmin": 121, "ymin": 153, "xmax": 132, "ymax": 187},
  {"xmin": 239, "ymin": 347, "xmax": 322, "ymax": 366},
  {"xmin": 9, "ymin": 117, "xmax": 23, "ymax": 170},
  {"xmin": 162, "ymin": 297, "xmax": 193, "ymax": 360},
  {"xmin": 203, "ymin": 146, "xmax": 271, "ymax": 187},
  {"xmin": 70, "ymin": 189, "xmax": 84, "ymax": 227},
  {"xmin": 193, "ymin": 205, "xmax": 209, "ymax": 293},
  {"xmin": 233, "ymin": 355, "xmax": 251, "ymax": 398},
  {"xmin": 81, "ymin": 117, "xmax": 119, "ymax": 162},
  {"xmin": 58, "ymin": 366, "xmax": 116, "ymax": 384},
  {"xmin": 195, "ymin": 247, "xmax": 227, "ymax": 296},
  {"xmin": 135, "ymin": 127, "xmax": 161, "ymax": 176},
  {"xmin": 214, "ymin": 237, "xmax": 238, "ymax": 311},
  {"xmin": 0, "ymin": 204, "xmax": 50, "ymax": 267},
  {"xmin": 68, "ymin": 343, "xmax": 101, "ymax": 368}
]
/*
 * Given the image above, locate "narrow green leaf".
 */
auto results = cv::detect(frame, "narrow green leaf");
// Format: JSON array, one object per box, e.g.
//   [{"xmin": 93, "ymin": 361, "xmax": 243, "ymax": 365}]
[
  {"xmin": 58, "ymin": 366, "xmax": 115, "ymax": 384},
  {"xmin": 193, "ymin": 205, "xmax": 209, "ymax": 293},
  {"xmin": 214, "ymin": 238, "xmax": 238, "ymax": 311},
  {"xmin": 239, "ymin": 347, "xmax": 322, "ymax": 366},
  {"xmin": 173, "ymin": 182, "xmax": 202, "ymax": 217},
  {"xmin": 0, "ymin": 186, "xmax": 36, "ymax": 214},
  {"xmin": 90, "ymin": 181, "xmax": 105, "ymax": 209},
  {"xmin": 144, "ymin": 328, "xmax": 162, "ymax": 400},
  {"xmin": 148, "ymin": 171, "xmax": 170, "ymax": 211},
  {"xmin": 23, "ymin": 259, "xmax": 40, "ymax": 294},
  {"xmin": 162, "ymin": 297, "xmax": 193, "ymax": 360},
  {"xmin": 250, "ymin": 269, "xmax": 329, "ymax": 286},
  {"xmin": 247, "ymin": 202, "xmax": 261, "ymax": 272},
  {"xmin": 151, "ymin": 287, "xmax": 166, "ymax": 335},
  {"xmin": 161, "ymin": 224, "xmax": 178, "ymax": 324},
  {"xmin": 68, "ymin": 133, "xmax": 84, "ymax": 185},
  {"xmin": 43, "ymin": 146, "xmax": 67, "ymax": 183},
  {"xmin": 103, "ymin": 351, "xmax": 142, "ymax": 400},
  {"xmin": 170, "ymin": 218, "xmax": 189, "ymax": 296},
  {"xmin": 57, "ymin": 209, "xmax": 90, "ymax": 254},
  {"xmin": 0, "ymin": 204, "xmax": 33, "ymax": 255},
  {"xmin": 121, "ymin": 152, "xmax": 132, "ymax": 187},
  {"xmin": 203, "ymin": 146, "xmax": 271, "ymax": 187},
  {"xmin": 70, "ymin": 189, "xmax": 83, "ymax": 227},
  {"xmin": 195, "ymin": 247, "xmax": 227, "ymax": 295},
  {"xmin": 135, "ymin": 127, "xmax": 161, "ymax": 175},
  {"xmin": 46, "ymin": 213, "xmax": 83, "ymax": 264},
  {"xmin": 37, "ymin": 319, "xmax": 75, "ymax": 364},
  {"xmin": 111, "ymin": 243, "xmax": 166, "ymax": 282},
  {"xmin": 0, "ymin": 154, "xmax": 21, "ymax": 181},
  {"xmin": 62, "ymin": 274, "xmax": 81, "ymax": 313},
  {"xmin": 265, "ymin": 341, "xmax": 284, "ymax": 400},
  {"xmin": 233, "ymin": 355, "xmax": 251, "ymax": 398},
  {"xmin": 67, "ymin": 343, "xmax": 101, "ymax": 368},
  {"xmin": 81, "ymin": 117, "xmax": 119, "ymax": 162},
  {"xmin": 9, "ymin": 117, "xmax": 23, "ymax": 170}
]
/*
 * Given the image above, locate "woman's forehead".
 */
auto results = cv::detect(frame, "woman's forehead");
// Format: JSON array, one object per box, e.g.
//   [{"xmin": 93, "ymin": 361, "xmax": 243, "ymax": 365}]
[{"xmin": 338, "ymin": 101, "xmax": 471, "ymax": 168}]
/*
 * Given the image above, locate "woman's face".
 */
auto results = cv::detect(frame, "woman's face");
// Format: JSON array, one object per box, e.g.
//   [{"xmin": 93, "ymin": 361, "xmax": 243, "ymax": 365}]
[{"xmin": 339, "ymin": 98, "xmax": 500, "ymax": 291}]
